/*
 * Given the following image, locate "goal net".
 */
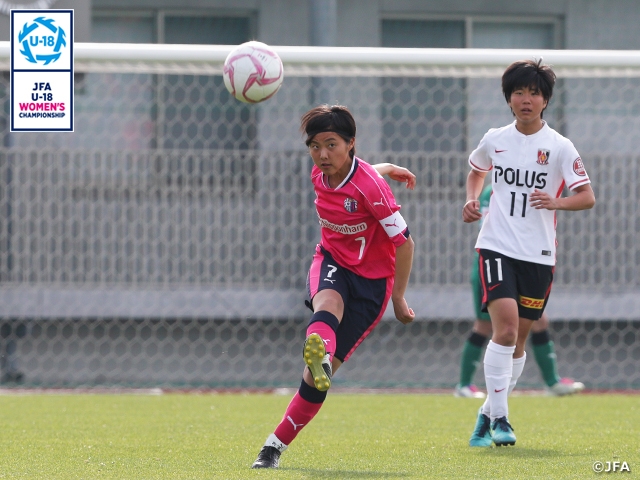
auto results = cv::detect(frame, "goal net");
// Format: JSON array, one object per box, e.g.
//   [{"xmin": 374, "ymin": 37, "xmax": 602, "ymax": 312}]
[{"xmin": 0, "ymin": 43, "xmax": 638, "ymax": 389}]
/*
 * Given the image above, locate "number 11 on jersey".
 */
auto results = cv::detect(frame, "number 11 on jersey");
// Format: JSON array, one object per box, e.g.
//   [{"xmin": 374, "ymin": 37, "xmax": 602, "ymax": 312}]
[{"xmin": 510, "ymin": 191, "xmax": 527, "ymax": 217}]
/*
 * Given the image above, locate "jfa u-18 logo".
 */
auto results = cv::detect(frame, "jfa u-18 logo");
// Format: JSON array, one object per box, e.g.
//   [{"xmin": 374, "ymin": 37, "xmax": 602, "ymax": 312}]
[
  {"xmin": 19, "ymin": 16, "xmax": 67, "ymax": 65},
  {"xmin": 10, "ymin": 10, "xmax": 74, "ymax": 132}
]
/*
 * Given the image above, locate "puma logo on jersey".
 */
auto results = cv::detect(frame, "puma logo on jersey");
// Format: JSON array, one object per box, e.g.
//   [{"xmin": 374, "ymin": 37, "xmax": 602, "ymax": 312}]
[
  {"xmin": 373, "ymin": 198, "xmax": 385, "ymax": 206},
  {"xmin": 385, "ymin": 219, "xmax": 399, "ymax": 228},
  {"xmin": 287, "ymin": 416, "xmax": 305, "ymax": 430}
]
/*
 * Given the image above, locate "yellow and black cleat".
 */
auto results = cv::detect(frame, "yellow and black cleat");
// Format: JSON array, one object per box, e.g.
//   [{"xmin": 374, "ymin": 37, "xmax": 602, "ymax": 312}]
[{"xmin": 303, "ymin": 333, "xmax": 332, "ymax": 392}]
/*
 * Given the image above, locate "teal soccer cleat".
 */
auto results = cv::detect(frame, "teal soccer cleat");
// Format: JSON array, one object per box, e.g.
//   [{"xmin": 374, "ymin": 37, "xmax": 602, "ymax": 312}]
[
  {"xmin": 491, "ymin": 416, "xmax": 516, "ymax": 446},
  {"xmin": 469, "ymin": 408, "xmax": 493, "ymax": 447}
]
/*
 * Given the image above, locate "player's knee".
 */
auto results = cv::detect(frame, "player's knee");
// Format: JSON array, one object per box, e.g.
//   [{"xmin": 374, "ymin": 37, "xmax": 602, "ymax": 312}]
[{"xmin": 493, "ymin": 327, "xmax": 518, "ymax": 346}]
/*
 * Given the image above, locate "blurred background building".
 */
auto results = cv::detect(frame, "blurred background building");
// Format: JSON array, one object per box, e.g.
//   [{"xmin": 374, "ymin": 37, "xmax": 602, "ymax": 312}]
[{"xmin": 0, "ymin": 0, "xmax": 638, "ymax": 389}]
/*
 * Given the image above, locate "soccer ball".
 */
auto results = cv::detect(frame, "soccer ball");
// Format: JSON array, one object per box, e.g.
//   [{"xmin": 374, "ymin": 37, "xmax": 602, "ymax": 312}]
[{"xmin": 222, "ymin": 41, "xmax": 284, "ymax": 104}]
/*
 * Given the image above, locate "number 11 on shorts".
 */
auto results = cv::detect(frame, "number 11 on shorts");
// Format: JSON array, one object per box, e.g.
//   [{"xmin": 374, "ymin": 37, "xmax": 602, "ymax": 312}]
[{"xmin": 485, "ymin": 258, "xmax": 503, "ymax": 283}]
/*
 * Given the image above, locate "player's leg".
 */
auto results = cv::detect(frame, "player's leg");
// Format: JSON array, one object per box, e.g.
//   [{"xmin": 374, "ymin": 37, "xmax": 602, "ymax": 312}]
[
  {"xmin": 530, "ymin": 313, "xmax": 585, "ymax": 395},
  {"xmin": 457, "ymin": 258, "xmax": 491, "ymax": 398},
  {"xmin": 479, "ymin": 315, "xmax": 531, "ymax": 448},
  {"xmin": 302, "ymin": 247, "xmax": 346, "ymax": 391},
  {"xmin": 252, "ymin": 249, "xmax": 346, "ymax": 468},
  {"xmin": 485, "ymin": 296, "xmax": 520, "ymax": 421},
  {"xmin": 470, "ymin": 250, "xmax": 518, "ymax": 447},
  {"xmin": 456, "ymin": 319, "xmax": 491, "ymax": 398},
  {"xmin": 470, "ymin": 298, "xmax": 517, "ymax": 447},
  {"xmin": 304, "ymin": 289, "xmax": 342, "ymax": 391},
  {"xmin": 509, "ymin": 317, "xmax": 534, "ymax": 395},
  {"xmin": 530, "ymin": 313, "xmax": 559, "ymax": 388},
  {"xmin": 255, "ymin": 272, "xmax": 389, "ymax": 463}
]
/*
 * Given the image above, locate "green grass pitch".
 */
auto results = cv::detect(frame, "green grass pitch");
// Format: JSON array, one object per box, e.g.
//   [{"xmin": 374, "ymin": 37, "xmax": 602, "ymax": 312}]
[{"xmin": 0, "ymin": 392, "xmax": 637, "ymax": 479}]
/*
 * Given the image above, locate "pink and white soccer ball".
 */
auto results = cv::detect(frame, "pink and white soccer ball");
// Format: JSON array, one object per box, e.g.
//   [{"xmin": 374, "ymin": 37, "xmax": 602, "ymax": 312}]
[{"xmin": 223, "ymin": 41, "xmax": 284, "ymax": 103}]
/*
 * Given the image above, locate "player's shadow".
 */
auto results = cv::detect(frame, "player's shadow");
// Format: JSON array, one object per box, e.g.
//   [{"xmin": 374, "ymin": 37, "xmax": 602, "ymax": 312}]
[
  {"xmin": 284, "ymin": 468, "xmax": 410, "ymax": 478},
  {"xmin": 478, "ymin": 447, "xmax": 560, "ymax": 458}
]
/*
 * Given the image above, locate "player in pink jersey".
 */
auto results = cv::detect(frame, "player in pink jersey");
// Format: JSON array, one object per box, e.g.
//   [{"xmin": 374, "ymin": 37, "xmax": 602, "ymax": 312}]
[
  {"xmin": 252, "ymin": 105, "xmax": 416, "ymax": 468},
  {"xmin": 463, "ymin": 59, "xmax": 595, "ymax": 447}
]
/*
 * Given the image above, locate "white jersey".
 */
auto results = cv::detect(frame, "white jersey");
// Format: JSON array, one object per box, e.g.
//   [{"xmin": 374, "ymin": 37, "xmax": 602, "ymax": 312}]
[{"xmin": 469, "ymin": 121, "xmax": 590, "ymax": 266}]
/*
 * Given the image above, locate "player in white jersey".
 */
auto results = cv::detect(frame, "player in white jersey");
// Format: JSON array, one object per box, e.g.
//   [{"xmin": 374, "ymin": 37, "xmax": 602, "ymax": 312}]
[
  {"xmin": 252, "ymin": 104, "xmax": 416, "ymax": 468},
  {"xmin": 455, "ymin": 184, "xmax": 585, "ymax": 400},
  {"xmin": 462, "ymin": 59, "xmax": 595, "ymax": 447}
]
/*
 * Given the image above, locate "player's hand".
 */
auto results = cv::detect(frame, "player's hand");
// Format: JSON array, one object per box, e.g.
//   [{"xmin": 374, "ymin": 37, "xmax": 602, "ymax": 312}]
[
  {"xmin": 530, "ymin": 189, "xmax": 558, "ymax": 210},
  {"xmin": 462, "ymin": 199, "xmax": 482, "ymax": 222},
  {"xmin": 386, "ymin": 166, "xmax": 416, "ymax": 190},
  {"xmin": 392, "ymin": 297, "xmax": 415, "ymax": 325}
]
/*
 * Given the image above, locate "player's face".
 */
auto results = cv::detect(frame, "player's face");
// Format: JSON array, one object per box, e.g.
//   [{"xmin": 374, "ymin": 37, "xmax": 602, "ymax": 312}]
[
  {"xmin": 508, "ymin": 86, "xmax": 548, "ymax": 133},
  {"xmin": 308, "ymin": 132, "xmax": 355, "ymax": 185}
]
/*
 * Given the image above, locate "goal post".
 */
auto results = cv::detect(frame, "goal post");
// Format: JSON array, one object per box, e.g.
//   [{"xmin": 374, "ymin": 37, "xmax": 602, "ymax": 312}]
[{"xmin": 0, "ymin": 42, "xmax": 638, "ymax": 389}]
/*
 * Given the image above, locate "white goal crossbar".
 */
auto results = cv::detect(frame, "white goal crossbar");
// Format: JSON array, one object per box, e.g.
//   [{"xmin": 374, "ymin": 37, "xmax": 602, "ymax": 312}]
[{"xmin": 3, "ymin": 42, "xmax": 640, "ymax": 77}]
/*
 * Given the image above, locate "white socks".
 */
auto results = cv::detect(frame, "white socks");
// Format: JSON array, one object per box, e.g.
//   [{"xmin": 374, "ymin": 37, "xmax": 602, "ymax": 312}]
[
  {"xmin": 508, "ymin": 353, "xmax": 527, "ymax": 395},
  {"xmin": 481, "ymin": 341, "xmax": 515, "ymax": 421},
  {"xmin": 264, "ymin": 433, "xmax": 288, "ymax": 453}
]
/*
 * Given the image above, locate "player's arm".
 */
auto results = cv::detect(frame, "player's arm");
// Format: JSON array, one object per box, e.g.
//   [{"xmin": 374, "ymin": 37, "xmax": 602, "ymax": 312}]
[
  {"xmin": 372, "ymin": 163, "xmax": 416, "ymax": 190},
  {"xmin": 463, "ymin": 169, "xmax": 487, "ymax": 223},
  {"xmin": 391, "ymin": 235, "xmax": 415, "ymax": 325},
  {"xmin": 530, "ymin": 184, "xmax": 595, "ymax": 211}
]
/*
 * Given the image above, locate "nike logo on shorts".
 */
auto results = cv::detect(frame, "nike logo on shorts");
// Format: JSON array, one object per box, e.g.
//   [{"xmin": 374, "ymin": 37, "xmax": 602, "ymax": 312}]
[
  {"xmin": 494, "ymin": 388, "xmax": 506, "ymax": 393},
  {"xmin": 488, "ymin": 284, "xmax": 501, "ymax": 291}
]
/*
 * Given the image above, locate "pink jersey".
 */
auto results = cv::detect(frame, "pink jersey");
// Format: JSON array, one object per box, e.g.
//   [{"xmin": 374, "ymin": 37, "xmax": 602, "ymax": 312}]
[{"xmin": 311, "ymin": 157, "xmax": 409, "ymax": 279}]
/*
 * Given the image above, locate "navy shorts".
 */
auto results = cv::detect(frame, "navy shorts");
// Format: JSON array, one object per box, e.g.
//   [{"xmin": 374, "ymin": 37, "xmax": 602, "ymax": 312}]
[
  {"xmin": 477, "ymin": 249, "xmax": 554, "ymax": 321},
  {"xmin": 306, "ymin": 245, "xmax": 392, "ymax": 362}
]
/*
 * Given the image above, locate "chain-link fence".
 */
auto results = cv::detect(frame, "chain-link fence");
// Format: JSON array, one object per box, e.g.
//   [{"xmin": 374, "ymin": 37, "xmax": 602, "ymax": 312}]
[{"xmin": 0, "ymin": 46, "xmax": 638, "ymax": 388}]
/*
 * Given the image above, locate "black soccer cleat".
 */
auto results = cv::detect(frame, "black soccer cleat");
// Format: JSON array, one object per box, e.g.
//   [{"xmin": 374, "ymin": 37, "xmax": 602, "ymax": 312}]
[{"xmin": 251, "ymin": 446, "xmax": 281, "ymax": 469}]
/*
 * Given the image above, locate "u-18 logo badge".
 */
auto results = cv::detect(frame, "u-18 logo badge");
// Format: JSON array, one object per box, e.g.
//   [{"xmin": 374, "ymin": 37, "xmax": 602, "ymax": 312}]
[{"xmin": 10, "ymin": 9, "xmax": 74, "ymax": 132}]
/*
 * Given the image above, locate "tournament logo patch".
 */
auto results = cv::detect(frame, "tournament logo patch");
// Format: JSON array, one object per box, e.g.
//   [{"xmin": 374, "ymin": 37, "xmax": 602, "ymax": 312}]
[
  {"xmin": 537, "ymin": 149, "xmax": 550, "ymax": 165},
  {"xmin": 573, "ymin": 157, "xmax": 586, "ymax": 176},
  {"xmin": 343, "ymin": 197, "xmax": 358, "ymax": 213}
]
